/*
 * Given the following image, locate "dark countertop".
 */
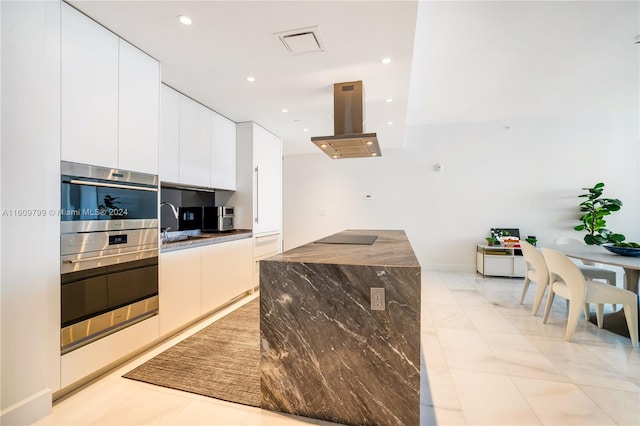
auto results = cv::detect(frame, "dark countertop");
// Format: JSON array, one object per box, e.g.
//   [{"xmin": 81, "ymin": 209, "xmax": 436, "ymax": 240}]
[
  {"xmin": 264, "ymin": 229, "xmax": 420, "ymax": 267},
  {"xmin": 161, "ymin": 229, "xmax": 252, "ymax": 253}
]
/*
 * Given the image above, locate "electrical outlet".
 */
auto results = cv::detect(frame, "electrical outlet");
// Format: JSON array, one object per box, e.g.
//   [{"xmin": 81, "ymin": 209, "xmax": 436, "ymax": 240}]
[{"xmin": 370, "ymin": 288, "xmax": 385, "ymax": 311}]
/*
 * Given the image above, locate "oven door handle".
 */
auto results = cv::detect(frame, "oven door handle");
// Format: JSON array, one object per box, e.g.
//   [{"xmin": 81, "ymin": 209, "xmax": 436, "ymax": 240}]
[
  {"xmin": 68, "ymin": 179, "xmax": 158, "ymax": 192},
  {"xmin": 62, "ymin": 248, "xmax": 158, "ymax": 264}
]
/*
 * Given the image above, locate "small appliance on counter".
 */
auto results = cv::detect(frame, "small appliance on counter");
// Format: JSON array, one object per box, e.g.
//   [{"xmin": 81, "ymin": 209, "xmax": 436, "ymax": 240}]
[
  {"xmin": 203, "ymin": 206, "xmax": 234, "ymax": 232},
  {"xmin": 178, "ymin": 206, "xmax": 203, "ymax": 230}
]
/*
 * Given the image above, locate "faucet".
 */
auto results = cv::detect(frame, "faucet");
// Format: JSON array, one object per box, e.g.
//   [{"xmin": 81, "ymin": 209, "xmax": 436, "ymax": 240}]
[
  {"xmin": 162, "ymin": 227, "xmax": 172, "ymax": 240},
  {"xmin": 160, "ymin": 201, "xmax": 179, "ymax": 219}
]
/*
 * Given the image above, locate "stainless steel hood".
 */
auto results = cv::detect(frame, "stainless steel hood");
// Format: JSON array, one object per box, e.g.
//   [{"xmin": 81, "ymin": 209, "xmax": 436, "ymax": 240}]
[{"xmin": 311, "ymin": 81, "xmax": 381, "ymax": 159}]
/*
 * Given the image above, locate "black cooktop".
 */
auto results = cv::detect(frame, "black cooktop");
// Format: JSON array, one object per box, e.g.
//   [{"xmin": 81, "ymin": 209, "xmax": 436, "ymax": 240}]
[{"xmin": 314, "ymin": 234, "xmax": 378, "ymax": 245}]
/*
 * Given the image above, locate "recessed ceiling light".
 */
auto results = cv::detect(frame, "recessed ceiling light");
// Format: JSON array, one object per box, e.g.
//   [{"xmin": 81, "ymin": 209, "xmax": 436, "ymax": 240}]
[
  {"xmin": 371, "ymin": 153, "xmax": 378, "ymax": 156},
  {"xmin": 177, "ymin": 15, "xmax": 192, "ymax": 25},
  {"xmin": 388, "ymin": 121, "xmax": 394, "ymax": 125},
  {"xmin": 246, "ymin": 76, "xmax": 255, "ymax": 82},
  {"xmin": 282, "ymin": 108, "xmax": 288, "ymax": 113},
  {"xmin": 385, "ymin": 98, "xmax": 393, "ymax": 103},
  {"xmin": 381, "ymin": 57, "xmax": 391, "ymax": 64},
  {"xmin": 304, "ymin": 128, "xmax": 309, "ymax": 132},
  {"xmin": 366, "ymin": 141, "xmax": 373, "ymax": 145},
  {"xmin": 332, "ymin": 155, "xmax": 339, "ymax": 159},
  {"xmin": 320, "ymin": 143, "xmax": 327, "ymax": 148}
]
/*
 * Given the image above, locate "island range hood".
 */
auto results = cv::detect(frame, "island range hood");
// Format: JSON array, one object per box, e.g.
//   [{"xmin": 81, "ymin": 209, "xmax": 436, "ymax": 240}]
[{"xmin": 311, "ymin": 81, "xmax": 381, "ymax": 159}]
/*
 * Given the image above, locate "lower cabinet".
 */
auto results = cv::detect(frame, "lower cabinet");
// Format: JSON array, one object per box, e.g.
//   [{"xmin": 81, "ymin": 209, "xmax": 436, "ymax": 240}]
[
  {"xmin": 159, "ymin": 248, "xmax": 202, "ymax": 336},
  {"xmin": 159, "ymin": 238, "xmax": 253, "ymax": 337},
  {"xmin": 476, "ymin": 244, "xmax": 526, "ymax": 278},
  {"xmin": 253, "ymin": 232, "xmax": 282, "ymax": 286},
  {"xmin": 202, "ymin": 238, "xmax": 253, "ymax": 313}
]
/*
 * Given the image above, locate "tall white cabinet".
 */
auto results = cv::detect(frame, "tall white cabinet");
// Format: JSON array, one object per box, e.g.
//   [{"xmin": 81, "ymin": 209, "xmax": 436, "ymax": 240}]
[
  {"xmin": 233, "ymin": 122, "xmax": 283, "ymax": 286},
  {"xmin": 61, "ymin": 3, "xmax": 160, "ymax": 174},
  {"xmin": 234, "ymin": 122, "xmax": 282, "ymax": 234}
]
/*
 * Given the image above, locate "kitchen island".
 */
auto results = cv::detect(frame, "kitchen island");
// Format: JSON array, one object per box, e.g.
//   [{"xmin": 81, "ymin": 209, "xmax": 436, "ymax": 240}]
[{"xmin": 259, "ymin": 230, "xmax": 421, "ymax": 426}]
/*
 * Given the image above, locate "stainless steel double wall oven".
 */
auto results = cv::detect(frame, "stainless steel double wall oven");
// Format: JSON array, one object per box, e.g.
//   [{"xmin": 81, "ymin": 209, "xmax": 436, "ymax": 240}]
[{"xmin": 60, "ymin": 161, "xmax": 159, "ymax": 353}]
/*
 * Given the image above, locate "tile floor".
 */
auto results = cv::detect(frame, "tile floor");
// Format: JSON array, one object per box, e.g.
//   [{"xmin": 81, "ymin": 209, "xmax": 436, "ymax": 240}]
[{"xmin": 36, "ymin": 271, "xmax": 639, "ymax": 425}]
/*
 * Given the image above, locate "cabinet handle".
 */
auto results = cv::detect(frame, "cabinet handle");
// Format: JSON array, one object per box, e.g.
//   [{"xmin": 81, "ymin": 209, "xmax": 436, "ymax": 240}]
[{"xmin": 254, "ymin": 166, "xmax": 259, "ymax": 224}]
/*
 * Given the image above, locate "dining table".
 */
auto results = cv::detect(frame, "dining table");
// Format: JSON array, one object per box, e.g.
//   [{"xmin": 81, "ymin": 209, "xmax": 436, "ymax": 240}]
[{"xmin": 546, "ymin": 243, "xmax": 640, "ymax": 341}]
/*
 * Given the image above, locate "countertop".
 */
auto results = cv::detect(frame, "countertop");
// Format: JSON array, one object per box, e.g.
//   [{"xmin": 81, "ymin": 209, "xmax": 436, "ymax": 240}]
[
  {"xmin": 160, "ymin": 229, "xmax": 252, "ymax": 253},
  {"xmin": 264, "ymin": 229, "xmax": 420, "ymax": 267}
]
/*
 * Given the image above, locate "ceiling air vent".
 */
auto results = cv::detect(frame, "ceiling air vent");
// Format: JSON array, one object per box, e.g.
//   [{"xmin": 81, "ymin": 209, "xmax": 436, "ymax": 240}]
[{"xmin": 274, "ymin": 26, "xmax": 326, "ymax": 55}]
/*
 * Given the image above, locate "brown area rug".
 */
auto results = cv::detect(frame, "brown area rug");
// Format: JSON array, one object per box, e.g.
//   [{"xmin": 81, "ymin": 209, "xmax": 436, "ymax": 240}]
[{"xmin": 123, "ymin": 298, "xmax": 260, "ymax": 407}]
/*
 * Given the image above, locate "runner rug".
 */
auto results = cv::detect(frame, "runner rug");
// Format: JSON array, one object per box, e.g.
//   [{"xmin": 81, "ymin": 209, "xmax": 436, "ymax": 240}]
[{"xmin": 123, "ymin": 298, "xmax": 260, "ymax": 407}]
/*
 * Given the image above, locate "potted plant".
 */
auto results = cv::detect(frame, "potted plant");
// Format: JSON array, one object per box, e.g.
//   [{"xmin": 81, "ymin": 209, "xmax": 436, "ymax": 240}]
[
  {"xmin": 574, "ymin": 182, "xmax": 625, "ymax": 245},
  {"xmin": 486, "ymin": 236, "xmax": 499, "ymax": 246},
  {"xmin": 525, "ymin": 236, "xmax": 537, "ymax": 246}
]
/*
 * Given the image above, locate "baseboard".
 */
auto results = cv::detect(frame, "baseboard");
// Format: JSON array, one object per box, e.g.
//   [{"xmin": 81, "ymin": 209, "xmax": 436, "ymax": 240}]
[{"xmin": 0, "ymin": 388, "xmax": 52, "ymax": 426}]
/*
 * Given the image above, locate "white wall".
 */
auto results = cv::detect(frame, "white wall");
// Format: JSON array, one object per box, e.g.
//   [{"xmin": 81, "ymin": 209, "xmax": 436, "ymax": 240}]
[
  {"xmin": 283, "ymin": 111, "xmax": 639, "ymax": 271},
  {"xmin": 1, "ymin": 1, "xmax": 61, "ymax": 424}
]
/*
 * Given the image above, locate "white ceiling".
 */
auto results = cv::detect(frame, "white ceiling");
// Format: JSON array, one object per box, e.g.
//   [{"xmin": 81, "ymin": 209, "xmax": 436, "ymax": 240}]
[
  {"xmin": 68, "ymin": 0, "xmax": 419, "ymax": 156},
  {"xmin": 67, "ymin": 1, "xmax": 639, "ymax": 156}
]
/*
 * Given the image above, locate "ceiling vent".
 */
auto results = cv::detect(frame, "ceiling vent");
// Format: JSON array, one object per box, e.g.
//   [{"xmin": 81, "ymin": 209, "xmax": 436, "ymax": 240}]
[{"xmin": 274, "ymin": 26, "xmax": 326, "ymax": 55}]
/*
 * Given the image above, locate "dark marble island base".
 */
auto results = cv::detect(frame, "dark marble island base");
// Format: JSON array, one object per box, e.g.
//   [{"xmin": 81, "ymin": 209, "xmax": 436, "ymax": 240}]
[{"xmin": 260, "ymin": 230, "xmax": 421, "ymax": 426}]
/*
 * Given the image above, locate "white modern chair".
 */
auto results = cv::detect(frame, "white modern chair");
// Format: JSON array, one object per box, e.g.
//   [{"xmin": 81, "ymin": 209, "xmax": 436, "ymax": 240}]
[
  {"xmin": 554, "ymin": 236, "xmax": 619, "ymax": 311},
  {"xmin": 541, "ymin": 248, "xmax": 638, "ymax": 347},
  {"xmin": 554, "ymin": 237, "xmax": 618, "ymax": 284},
  {"xmin": 519, "ymin": 240, "xmax": 549, "ymax": 316}
]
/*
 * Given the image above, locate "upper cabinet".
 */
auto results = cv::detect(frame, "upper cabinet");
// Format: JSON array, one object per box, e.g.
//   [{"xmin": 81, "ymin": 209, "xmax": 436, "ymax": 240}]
[
  {"xmin": 179, "ymin": 95, "xmax": 212, "ymax": 188},
  {"xmin": 61, "ymin": 3, "xmax": 118, "ymax": 168},
  {"xmin": 211, "ymin": 111, "xmax": 237, "ymax": 190},
  {"xmin": 159, "ymin": 85, "xmax": 180, "ymax": 183},
  {"xmin": 61, "ymin": 3, "xmax": 159, "ymax": 174},
  {"xmin": 159, "ymin": 84, "xmax": 237, "ymax": 190},
  {"xmin": 234, "ymin": 122, "xmax": 282, "ymax": 235},
  {"xmin": 118, "ymin": 39, "xmax": 160, "ymax": 175}
]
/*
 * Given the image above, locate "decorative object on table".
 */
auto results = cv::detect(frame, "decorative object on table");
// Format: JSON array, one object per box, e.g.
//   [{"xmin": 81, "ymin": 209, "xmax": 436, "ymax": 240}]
[
  {"xmin": 485, "ymin": 236, "xmax": 499, "ymax": 246},
  {"xmin": 602, "ymin": 242, "xmax": 640, "ymax": 258},
  {"xmin": 525, "ymin": 236, "xmax": 537, "ymax": 246},
  {"xmin": 491, "ymin": 228, "xmax": 521, "ymax": 247},
  {"xmin": 574, "ymin": 182, "xmax": 625, "ymax": 245}
]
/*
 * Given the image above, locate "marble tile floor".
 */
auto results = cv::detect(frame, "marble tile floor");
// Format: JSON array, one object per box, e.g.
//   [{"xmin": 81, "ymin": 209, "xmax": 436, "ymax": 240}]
[{"xmin": 35, "ymin": 271, "xmax": 639, "ymax": 426}]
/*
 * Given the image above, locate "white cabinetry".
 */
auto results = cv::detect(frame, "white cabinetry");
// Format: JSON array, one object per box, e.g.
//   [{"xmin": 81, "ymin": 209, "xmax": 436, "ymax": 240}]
[
  {"xmin": 159, "ymin": 84, "xmax": 237, "ymax": 189},
  {"xmin": 160, "ymin": 238, "xmax": 253, "ymax": 336},
  {"xmin": 159, "ymin": 248, "xmax": 202, "ymax": 336},
  {"xmin": 179, "ymin": 95, "xmax": 212, "ymax": 187},
  {"xmin": 476, "ymin": 245, "xmax": 526, "ymax": 278},
  {"xmin": 201, "ymin": 238, "xmax": 252, "ymax": 313},
  {"xmin": 234, "ymin": 122, "xmax": 282, "ymax": 235},
  {"xmin": 118, "ymin": 39, "xmax": 160, "ymax": 175},
  {"xmin": 61, "ymin": 2, "xmax": 118, "ymax": 168},
  {"xmin": 159, "ymin": 85, "xmax": 180, "ymax": 183},
  {"xmin": 61, "ymin": 3, "xmax": 160, "ymax": 174},
  {"xmin": 211, "ymin": 111, "xmax": 237, "ymax": 190}
]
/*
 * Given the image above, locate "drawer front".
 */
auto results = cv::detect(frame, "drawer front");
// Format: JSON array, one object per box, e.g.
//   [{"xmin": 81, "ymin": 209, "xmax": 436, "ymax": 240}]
[
  {"xmin": 484, "ymin": 255, "xmax": 514, "ymax": 276},
  {"xmin": 254, "ymin": 233, "xmax": 281, "ymax": 259}
]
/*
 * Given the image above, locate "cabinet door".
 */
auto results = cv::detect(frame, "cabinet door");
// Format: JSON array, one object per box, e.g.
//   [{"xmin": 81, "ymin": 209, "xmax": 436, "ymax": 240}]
[
  {"xmin": 201, "ymin": 242, "xmax": 229, "ymax": 314},
  {"xmin": 211, "ymin": 112, "xmax": 236, "ymax": 190},
  {"xmin": 61, "ymin": 3, "xmax": 118, "ymax": 168},
  {"xmin": 253, "ymin": 125, "xmax": 282, "ymax": 234},
  {"xmin": 228, "ymin": 238, "xmax": 254, "ymax": 294},
  {"xmin": 159, "ymin": 85, "xmax": 180, "ymax": 182},
  {"xmin": 159, "ymin": 249, "xmax": 202, "ymax": 336},
  {"xmin": 179, "ymin": 95, "xmax": 211, "ymax": 187},
  {"xmin": 201, "ymin": 239, "xmax": 253, "ymax": 313},
  {"xmin": 118, "ymin": 39, "xmax": 160, "ymax": 175}
]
